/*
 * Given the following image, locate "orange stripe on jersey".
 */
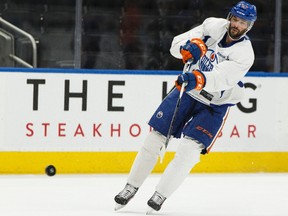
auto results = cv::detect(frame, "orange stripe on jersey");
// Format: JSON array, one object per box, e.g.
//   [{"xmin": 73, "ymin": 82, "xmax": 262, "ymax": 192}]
[{"xmin": 207, "ymin": 107, "xmax": 230, "ymax": 153}]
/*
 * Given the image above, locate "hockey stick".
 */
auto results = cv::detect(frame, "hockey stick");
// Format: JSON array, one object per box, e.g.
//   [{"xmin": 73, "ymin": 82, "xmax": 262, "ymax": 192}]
[{"xmin": 159, "ymin": 61, "xmax": 192, "ymax": 162}]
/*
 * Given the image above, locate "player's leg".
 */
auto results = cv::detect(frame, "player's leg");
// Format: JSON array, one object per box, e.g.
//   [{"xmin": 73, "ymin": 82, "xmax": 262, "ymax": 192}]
[
  {"xmin": 114, "ymin": 89, "xmax": 194, "ymax": 210},
  {"xmin": 156, "ymin": 137, "xmax": 204, "ymax": 197},
  {"xmin": 147, "ymin": 137, "xmax": 204, "ymax": 212},
  {"xmin": 147, "ymin": 104, "xmax": 230, "ymax": 212},
  {"xmin": 114, "ymin": 130, "xmax": 165, "ymax": 210},
  {"xmin": 126, "ymin": 90, "xmax": 196, "ymax": 189},
  {"xmin": 127, "ymin": 130, "xmax": 165, "ymax": 187}
]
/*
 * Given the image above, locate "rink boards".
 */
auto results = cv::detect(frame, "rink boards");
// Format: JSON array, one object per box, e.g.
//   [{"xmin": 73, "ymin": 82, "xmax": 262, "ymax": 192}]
[{"xmin": 0, "ymin": 68, "xmax": 287, "ymax": 173}]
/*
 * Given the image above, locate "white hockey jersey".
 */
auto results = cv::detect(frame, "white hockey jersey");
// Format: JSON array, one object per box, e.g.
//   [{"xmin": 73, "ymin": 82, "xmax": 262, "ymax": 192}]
[{"xmin": 170, "ymin": 17, "xmax": 255, "ymax": 106}]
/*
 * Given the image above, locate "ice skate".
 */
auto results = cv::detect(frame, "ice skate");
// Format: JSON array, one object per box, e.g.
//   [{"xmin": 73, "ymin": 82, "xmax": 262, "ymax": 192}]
[
  {"xmin": 114, "ymin": 183, "xmax": 138, "ymax": 211},
  {"xmin": 146, "ymin": 191, "xmax": 166, "ymax": 214}
]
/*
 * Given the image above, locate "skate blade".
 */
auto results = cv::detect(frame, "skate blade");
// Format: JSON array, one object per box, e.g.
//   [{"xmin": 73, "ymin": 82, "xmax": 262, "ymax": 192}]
[
  {"xmin": 114, "ymin": 203, "xmax": 125, "ymax": 211},
  {"xmin": 146, "ymin": 207, "xmax": 155, "ymax": 215}
]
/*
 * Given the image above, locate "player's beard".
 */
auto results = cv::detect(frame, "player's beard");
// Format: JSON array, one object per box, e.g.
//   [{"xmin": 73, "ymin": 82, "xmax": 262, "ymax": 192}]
[{"xmin": 228, "ymin": 26, "xmax": 247, "ymax": 40}]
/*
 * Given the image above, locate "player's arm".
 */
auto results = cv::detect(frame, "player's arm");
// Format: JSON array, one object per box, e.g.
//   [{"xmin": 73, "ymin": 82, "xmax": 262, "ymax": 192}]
[
  {"xmin": 170, "ymin": 17, "xmax": 228, "ymax": 61},
  {"xmin": 175, "ymin": 45, "xmax": 254, "ymax": 93},
  {"xmin": 173, "ymin": 37, "xmax": 207, "ymax": 92},
  {"xmin": 169, "ymin": 24, "xmax": 204, "ymax": 59},
  {"xmin": 179, "ymin": 38, "xmax": 207, "ymax": 64}
]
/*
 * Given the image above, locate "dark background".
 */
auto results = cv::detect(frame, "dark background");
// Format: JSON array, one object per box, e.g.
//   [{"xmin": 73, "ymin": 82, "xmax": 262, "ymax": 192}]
[{"xmin": 0, "ymin": 0, "xmax": 286, "ymax": 72}]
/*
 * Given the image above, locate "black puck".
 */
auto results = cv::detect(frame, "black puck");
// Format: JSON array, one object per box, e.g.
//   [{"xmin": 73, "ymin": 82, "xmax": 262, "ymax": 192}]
[{"xmin": 45, "ymin": 165, "xmax": 56, "ymax": 176}]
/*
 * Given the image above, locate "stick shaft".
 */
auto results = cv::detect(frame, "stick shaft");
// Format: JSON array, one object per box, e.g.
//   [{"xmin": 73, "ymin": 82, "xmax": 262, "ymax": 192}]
[{"xmin": 164, "ymin": 62, "xmax": 191, "ymax": 148}]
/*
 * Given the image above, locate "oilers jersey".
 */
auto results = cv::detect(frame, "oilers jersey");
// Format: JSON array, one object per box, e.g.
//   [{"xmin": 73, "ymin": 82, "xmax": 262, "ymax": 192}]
[{"xmin": 170, "ymin": 17, "xmax": 255, "ymax": 106}]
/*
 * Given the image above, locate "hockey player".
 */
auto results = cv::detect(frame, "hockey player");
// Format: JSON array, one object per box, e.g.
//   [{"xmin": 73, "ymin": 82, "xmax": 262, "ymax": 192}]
[{"xmin": 114, "ymin": 1, "xmax": 257, "ymax": 213}]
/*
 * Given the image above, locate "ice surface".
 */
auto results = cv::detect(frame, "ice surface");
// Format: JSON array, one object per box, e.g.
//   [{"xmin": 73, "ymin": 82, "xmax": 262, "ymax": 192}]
[{"xmin": 0, "ymin": 173, "xmax": 287, "ymax": 216}]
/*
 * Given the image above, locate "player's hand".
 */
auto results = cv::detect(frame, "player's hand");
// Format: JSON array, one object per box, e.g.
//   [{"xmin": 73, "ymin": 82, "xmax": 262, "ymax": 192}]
[
  {"xmin": 180, "ymin": 38, "xmax": 207, "ymax": 64},
  {"xmin": 175, "ymin": 70, "xmax": 206, "ymax": 91}
]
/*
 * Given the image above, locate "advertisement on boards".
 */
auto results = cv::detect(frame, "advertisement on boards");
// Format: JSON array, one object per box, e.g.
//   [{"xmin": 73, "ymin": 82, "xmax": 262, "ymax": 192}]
[{"xmin": 0, "ymin": 70, "xmax": 287, "ymax": 152}]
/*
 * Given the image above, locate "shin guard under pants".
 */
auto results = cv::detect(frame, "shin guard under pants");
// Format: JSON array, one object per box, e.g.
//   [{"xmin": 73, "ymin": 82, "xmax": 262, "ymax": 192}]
[
  {"xmin": 127, "ymin": 130, "xmax": 165, "ymax": 188},
  {"xmin": 155, "ymin": 137, "xmax": 203, "ymax": 198}
]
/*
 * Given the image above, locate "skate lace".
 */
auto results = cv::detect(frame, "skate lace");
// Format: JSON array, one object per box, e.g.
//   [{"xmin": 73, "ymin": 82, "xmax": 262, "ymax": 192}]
[
  {"xmin": 151, "ymin": 192, "xmax": 166, "ymax": 205},
  {"xmin": 119, "ymin": 184, "xmax": 137, "ymax": 199}
]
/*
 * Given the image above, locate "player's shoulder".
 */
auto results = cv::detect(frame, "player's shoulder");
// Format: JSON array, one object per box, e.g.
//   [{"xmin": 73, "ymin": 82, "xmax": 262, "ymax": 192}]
[
  {"xmin": 202, "ymin": 17, "xmax": 228, "ymax": 37},
  {"xmin": 202, "ymin": 17, "xmax": 228, "ymax": 28}
]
